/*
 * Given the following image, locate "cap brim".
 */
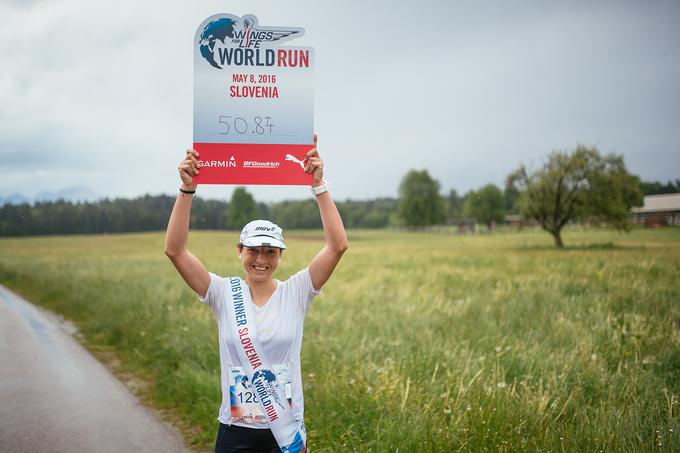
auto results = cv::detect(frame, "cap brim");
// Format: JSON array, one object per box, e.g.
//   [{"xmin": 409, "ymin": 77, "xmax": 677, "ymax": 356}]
[{"xmin": 242, "ymin": 237, "xmax": 287, "ymax": 250}]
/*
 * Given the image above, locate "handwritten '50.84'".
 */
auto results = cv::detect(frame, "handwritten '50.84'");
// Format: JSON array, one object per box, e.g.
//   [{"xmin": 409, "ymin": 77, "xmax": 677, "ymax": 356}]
[{"xmin": 218, "ymin": 116, "xmax": 274, "ymax": 135}]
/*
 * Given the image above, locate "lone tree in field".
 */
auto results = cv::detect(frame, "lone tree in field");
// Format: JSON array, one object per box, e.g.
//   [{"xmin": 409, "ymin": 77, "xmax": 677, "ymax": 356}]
[
  {"xmin": 397, "ymin": 169, "xmax": 446, "ymax": 227},
  {"xmin": 227, "ymin": 187, "xmax": 259, "ymax": 230},
  {"xmin": 507, "ymin": 145, "xmax": 642, "ymax": 247},
  {"xmin": 463, "ymin": 184, "xmax": 506, "ymax": 230}
]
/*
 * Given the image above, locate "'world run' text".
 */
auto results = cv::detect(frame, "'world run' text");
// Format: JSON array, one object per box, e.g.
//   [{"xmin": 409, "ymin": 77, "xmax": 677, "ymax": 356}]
[{"xmin": 218, "ymin": 48, "xmax": 309, "ymax": 68}]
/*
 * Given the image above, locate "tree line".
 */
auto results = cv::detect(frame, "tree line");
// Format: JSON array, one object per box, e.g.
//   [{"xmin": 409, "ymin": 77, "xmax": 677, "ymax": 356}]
[
  {"xmin": 0, "ymin": 192, "xmax": 397, "ymax": 237},
  {"xmin": 1, "ymin": 145, "xmax": 677, "ymax": 243},
  {"xmin": 396, "ymin": 146, "xmax": 674, "ymax": 247}
]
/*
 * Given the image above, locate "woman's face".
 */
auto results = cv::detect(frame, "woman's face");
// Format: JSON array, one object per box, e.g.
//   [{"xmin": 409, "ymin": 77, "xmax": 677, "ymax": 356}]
[{"xmin": 239, "ymin": 246, "xmax": 282, "ymax": 283}]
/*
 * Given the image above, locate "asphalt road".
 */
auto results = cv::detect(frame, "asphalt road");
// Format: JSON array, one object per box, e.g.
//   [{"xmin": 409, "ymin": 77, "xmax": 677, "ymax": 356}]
[{"xmin": 0, "ymin": 285, "xmax": 191, "ymax": 453}]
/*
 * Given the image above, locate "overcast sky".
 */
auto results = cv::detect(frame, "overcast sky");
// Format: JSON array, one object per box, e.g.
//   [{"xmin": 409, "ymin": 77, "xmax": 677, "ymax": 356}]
[{"xmin": 1, "ymin": 0, "xmax": 679, "ymax": 202}]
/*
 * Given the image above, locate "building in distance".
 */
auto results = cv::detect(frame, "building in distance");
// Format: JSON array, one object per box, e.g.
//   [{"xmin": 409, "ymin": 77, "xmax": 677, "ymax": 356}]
[{"xmin": 631, "ymin": 193, "xmax": 680, "ymax": 227}]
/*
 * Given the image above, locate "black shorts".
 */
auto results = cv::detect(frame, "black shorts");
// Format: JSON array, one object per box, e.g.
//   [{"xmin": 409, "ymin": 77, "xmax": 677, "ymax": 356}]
[{"xmin": 214, "ymin": 423, "xmax": 280, "ymax": 453}]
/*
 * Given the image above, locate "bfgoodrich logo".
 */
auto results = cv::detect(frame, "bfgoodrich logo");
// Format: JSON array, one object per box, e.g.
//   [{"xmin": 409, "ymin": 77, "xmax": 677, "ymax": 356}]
[
  {"xmin": 243, "ymin": 160, "xmax": 280, "ymax": 169},
  {"xmin": 199, "ymin": 156, "xmax": 237, "ymax": 168}
]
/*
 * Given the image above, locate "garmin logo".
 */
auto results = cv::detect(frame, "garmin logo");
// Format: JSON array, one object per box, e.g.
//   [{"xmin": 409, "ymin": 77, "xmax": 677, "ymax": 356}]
[{"xmin": 199, "ymin": 156, "xmax": 237, "ymax": 168}]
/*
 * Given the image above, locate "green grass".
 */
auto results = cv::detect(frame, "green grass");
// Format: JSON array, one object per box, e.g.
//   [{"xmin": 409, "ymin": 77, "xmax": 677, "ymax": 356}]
[{"xmin": 1, "ymin": 227, "xmax": 679, "ymax": 451}]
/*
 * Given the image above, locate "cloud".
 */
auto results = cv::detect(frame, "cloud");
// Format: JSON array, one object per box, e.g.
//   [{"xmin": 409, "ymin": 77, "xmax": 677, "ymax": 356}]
[{"xmin": 1, "ymin": 0, "xmax": 679, "ymax": 203}]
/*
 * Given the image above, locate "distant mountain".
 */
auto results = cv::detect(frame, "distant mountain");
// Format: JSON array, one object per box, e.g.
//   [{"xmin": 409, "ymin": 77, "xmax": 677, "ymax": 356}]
[
  {"xmin": 0, "ymin": 193, "xmax": 31, "ymax": 206},
  {"xmin": 1, "ymin": 186, "xmax": 99, "ymax": 206},
  {"xmin": 34, "ymin": 186, "xmax": 99, "ymax": 203}
]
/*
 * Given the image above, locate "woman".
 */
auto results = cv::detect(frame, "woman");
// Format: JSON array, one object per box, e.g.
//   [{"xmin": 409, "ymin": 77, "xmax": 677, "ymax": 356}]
[{"xmin": 164, "ymin": 136, "xmax": 348, "ymax": 453}]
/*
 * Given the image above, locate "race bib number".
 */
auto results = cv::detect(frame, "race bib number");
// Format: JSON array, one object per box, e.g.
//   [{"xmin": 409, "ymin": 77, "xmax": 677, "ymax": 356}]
[
  {"xmin": 229, "ymin": 364, "xmax": 293, "ymax": 425},
  {"xmin": 192, "ymin": 13, "xmax": 314, "ymax": 186}
]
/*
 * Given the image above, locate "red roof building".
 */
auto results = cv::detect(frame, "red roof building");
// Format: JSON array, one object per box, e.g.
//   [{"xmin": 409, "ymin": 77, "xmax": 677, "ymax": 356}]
[{"xmin": 631, "ymin": 193, "xmax": 680, "ymax": 227}]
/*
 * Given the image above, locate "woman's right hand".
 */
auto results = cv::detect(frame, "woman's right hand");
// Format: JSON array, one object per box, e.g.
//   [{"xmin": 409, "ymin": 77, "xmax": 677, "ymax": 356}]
[{"xmin": 178, "ymin": 148, "xmax": 201, "ymax": 189}]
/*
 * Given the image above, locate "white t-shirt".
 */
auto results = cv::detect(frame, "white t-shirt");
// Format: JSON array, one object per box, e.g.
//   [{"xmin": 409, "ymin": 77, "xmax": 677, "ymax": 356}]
[{"xmin": 198, "ymin": 267, "xmax": 320, "ymax": 429}]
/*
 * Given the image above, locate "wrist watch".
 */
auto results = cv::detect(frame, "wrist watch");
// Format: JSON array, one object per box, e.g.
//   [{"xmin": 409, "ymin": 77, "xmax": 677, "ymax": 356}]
[{"xmin": 310, "ymin": 180, "xmax": 329, "ymax": 196}]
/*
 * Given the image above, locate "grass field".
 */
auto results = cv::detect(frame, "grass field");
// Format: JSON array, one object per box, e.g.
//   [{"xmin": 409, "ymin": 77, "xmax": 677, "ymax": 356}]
[{"xmin": 1, "ymin": 227, "xmax": 679, "ymax": 452}]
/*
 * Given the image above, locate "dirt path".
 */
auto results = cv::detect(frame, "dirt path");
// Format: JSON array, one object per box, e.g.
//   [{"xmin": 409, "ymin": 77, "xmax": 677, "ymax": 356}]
[{"xmin": 0, "ymin": 285, "xmax": 190, "ymax": 453}]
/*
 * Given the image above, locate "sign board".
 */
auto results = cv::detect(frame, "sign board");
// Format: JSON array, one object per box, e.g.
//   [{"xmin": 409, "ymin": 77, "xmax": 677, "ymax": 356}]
[{"xmin": 193, "ymin": 13, "xmax": 314, "ymax": 185}]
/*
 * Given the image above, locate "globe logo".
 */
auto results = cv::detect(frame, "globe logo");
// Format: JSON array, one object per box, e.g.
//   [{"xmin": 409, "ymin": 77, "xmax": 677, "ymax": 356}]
[
  {"xmin": 253, "ymin": 369, "xmax": 277, "ymax": 387},
  {"xmin": 253, "ymin": 369, "xmax": 285, "ymax": 409},
  {"xmin": 198, "ymin": 18, "xmax": 237, "ymax": 69}
]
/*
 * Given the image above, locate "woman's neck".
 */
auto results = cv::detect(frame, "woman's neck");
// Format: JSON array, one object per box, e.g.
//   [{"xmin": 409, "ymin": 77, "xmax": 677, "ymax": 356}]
[{"xmin": 245, "ymin": 277, "xmax": 277, "ymax": 307}]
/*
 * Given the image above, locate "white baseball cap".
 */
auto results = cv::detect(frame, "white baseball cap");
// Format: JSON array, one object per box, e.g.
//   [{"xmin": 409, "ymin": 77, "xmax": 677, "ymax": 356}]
[{"xmin": 239, "ymin": 220, "xmax": 287, "ymax": 249}]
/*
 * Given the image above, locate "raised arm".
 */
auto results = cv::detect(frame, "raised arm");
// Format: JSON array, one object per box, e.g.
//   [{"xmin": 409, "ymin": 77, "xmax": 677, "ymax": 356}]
[
  {"xmin": 164, "ymin": 149, "xmax": 211, "ymax": 297},
  {"xmin": 306, "ymin": 136, "xmax": 349, "ymax": 290}
]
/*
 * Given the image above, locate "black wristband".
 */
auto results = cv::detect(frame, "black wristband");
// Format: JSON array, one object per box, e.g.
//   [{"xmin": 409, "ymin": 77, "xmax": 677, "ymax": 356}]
[{"xmin": 179, "ymin": 188, "xmax": 196, "ymax": 194}]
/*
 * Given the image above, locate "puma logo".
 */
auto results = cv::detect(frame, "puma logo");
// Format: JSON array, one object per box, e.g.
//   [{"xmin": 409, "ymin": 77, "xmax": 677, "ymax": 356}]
[{"xmin": 284, "ymin": 154, "xmax": 305, "ymax": 171}]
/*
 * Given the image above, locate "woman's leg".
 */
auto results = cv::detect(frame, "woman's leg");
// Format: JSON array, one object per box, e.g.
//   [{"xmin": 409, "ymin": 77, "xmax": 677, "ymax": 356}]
[
  {"xmin": 260, "ymin": 429, "xmax": 279, "ymax": 453},
  {"xmin": 214, "ymin": 423, "xmax": 278, "ymax": 453}
]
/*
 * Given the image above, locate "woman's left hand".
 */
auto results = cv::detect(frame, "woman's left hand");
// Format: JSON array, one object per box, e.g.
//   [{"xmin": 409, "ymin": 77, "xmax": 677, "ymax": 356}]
[{"xmin": 304, "ymin": 134, "xmax": 324, "ymax": 186}]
